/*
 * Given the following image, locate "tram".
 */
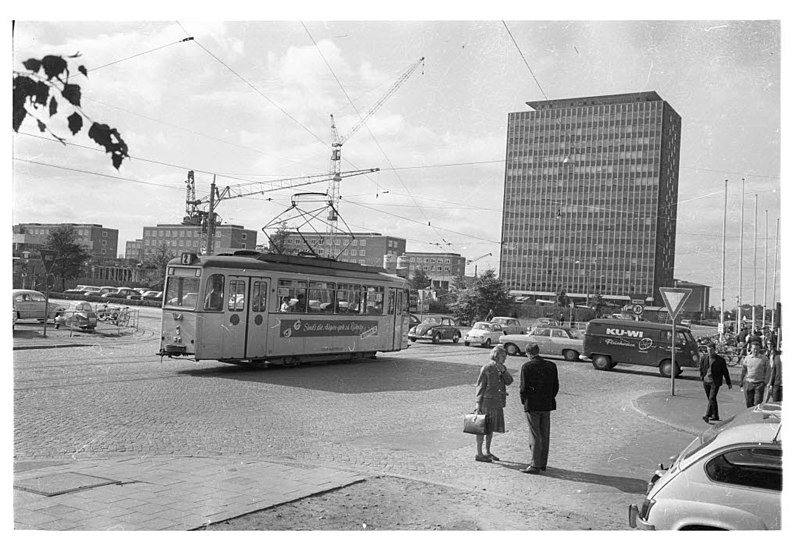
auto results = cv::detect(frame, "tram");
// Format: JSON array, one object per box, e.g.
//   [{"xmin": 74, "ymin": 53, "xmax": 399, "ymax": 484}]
[{"xmin": 158, "ymin": 251, "xmax": 411, "ymax": 366}]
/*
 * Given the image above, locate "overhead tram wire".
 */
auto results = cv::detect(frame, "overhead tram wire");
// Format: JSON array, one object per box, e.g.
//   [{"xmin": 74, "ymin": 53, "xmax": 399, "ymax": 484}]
[
  {"xmin": 88, "ymin": 37, "xmax": 195, "ymax": 72},
  {"xmin": 176, "ymin": 22, "xmax": 328, "ymax": 149},
  {"xmin": 502, "ymin": 21, "xmax": 548, "ymax": 100}
]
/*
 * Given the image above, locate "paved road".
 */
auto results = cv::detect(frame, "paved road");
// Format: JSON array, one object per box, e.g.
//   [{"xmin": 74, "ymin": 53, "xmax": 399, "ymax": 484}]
[{"xmin": 14, "ymin": 313, "xmax": 718, "ymax": 529}]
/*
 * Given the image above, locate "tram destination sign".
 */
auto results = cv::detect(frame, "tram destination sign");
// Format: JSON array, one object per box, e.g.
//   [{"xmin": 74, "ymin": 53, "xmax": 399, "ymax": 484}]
[{"xmin": 279, "ymin": 319, "xmax": 380, "ymax": 339}]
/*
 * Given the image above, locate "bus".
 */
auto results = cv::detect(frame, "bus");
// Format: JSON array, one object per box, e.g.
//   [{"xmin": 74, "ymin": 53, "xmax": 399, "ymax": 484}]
[{"xmin": 158, "ymin": 251, "xmax": 411, "ymax": 366}]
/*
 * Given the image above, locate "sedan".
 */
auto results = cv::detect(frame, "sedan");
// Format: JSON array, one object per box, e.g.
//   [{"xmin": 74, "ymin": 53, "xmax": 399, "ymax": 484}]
[
  {"xmin": 490, "ymin": 316, "xmax": 527, "ymax": 335},
  {"xmin": 629, "ymin": 403, "xmax": 781, "ymax": 530},
  {"xmin": 142, "ymin": 291, "xmax": 163, "ymax": 301},
  {"xmin": 408, "ymin": 314, "xmax": 421, "ymax": 331},
  {"xmin": 54, "ymin": 301, "xmax": 98, "ymax": 330},
  {"xmin": 408, "ymin": 315, "xmax": 461, "ymax": 344},
  {"xmin": 12, "ymin": 289, "xmax": 65, "ymax": 322},
  {"xmin": 500, "ymin": 326, "xmax": 584, "ymax": 361},
  {"xmin": 464, "ymin": 322, "xmax": 503, "ymax": 347},
  {"xmin": 102, "ymin": 288, "xmax": 140, "ymax": 299}
]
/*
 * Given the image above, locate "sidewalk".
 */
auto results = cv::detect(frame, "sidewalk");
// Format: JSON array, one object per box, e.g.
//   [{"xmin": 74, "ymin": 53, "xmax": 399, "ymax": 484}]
[{"xmin": 12, "ymin": 323, "xmax": 150, "ymax": 351}]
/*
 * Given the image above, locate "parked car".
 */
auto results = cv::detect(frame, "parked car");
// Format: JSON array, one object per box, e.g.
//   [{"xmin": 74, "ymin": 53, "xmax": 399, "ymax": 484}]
[
  {"xmin": 408, "ymin": 314, "xmax": 421, "ymax": 331},
  {"xmin": 12, "ymin": 289, "xmax": 65, "ymax": 322},
  {"xmin": 80, "ymin": 286, "xmax": 103, "ymax": 297},
  {"xmin": 54, "ymin": 301, "xmax": 98, "ymax": 330},
  {"xmin": 408, "ymin": 315, "xmax": 461, "ymax": 344},
  {"xmin": 102, "ymin": 288, "xmax": 140, "ymax": 299},
  {"xmin": 533, "ymin": 317, "xmax": 559, "ymax": 326},
  {"xmin": 141, "ymin": 291, "xmax": 163, "ymax": 302},
  {"xmin": 63, "ymin": 285, "xmax": 90, "ymax": 295},
  {"xmin": 96, "ymin": 286, "xmax": 118, "ymax": 297},
  {"xmin": 629, "ymin": 403, "xmax": 782, "ymax": 530},
  {"xmin": 500, "ymin": 326, "xmax": 584, "ymax": 361},
  {"xmin": 490, "ymin": 316, "xmax": 527, "ymax": 335},
  {"xmin": 464, "ymin": 321, "xmax": 503, "ymax": 347}
]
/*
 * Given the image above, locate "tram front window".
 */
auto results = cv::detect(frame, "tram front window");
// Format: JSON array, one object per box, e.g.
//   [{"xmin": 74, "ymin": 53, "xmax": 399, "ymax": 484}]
[{"xmin": 165, "ymin": 276, "xmax": 201, "ymax": 309}]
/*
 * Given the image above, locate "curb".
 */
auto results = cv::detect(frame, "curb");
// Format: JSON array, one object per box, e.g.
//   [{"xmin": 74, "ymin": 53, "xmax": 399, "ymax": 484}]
[{"xmin": 630, "ymin": 395, "xmax": 699, "ymax": 436}]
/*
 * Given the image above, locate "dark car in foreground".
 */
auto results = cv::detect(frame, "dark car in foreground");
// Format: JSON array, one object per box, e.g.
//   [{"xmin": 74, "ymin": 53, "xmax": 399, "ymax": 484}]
[{"xmin": 408, "ymin": 315, "xmax": 461, "ymax": 344}]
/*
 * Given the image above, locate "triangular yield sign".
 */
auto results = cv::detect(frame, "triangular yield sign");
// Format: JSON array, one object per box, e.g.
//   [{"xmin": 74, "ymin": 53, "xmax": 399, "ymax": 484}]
[{"xmin": 659, "ymin": 287, "xmax": 693, "ymax": 320}]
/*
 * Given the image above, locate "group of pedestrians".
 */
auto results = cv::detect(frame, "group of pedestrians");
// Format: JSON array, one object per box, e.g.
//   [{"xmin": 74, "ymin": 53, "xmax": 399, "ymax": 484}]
[
  {"xmin": 472, "ymin": 343, "xmax": 559, "ymax": 475},
  {"xmin": 700, "ymin": 334, "xmax": 783, "ymax": 423}
]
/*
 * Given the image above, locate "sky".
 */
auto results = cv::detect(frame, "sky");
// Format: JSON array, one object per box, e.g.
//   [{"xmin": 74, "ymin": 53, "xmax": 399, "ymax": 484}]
[{"xmin": 9, "ymin": 6, "xmax": 788, "ymax": 313}]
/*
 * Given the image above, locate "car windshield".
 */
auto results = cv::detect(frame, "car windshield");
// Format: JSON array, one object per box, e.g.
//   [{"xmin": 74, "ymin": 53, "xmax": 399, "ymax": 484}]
[
  {"xmin": 422, "ymin": 317, "xmax": 442, "ymax": 325},
  {"xmin": 472, "ymin": 323, "xmax": 491, "ymax": 331}
]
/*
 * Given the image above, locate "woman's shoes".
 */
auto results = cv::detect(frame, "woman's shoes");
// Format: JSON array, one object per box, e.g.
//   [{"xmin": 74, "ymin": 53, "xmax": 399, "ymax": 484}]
[{"xmin": 475, "ymin": 454, "xmax": 493, "ymax": 463}]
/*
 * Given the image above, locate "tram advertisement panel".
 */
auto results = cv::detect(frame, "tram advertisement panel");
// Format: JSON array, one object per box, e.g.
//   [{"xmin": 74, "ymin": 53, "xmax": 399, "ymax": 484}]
[{"xmin": 279, "ymin": 319, "xmax": 379, "ymax": 339}]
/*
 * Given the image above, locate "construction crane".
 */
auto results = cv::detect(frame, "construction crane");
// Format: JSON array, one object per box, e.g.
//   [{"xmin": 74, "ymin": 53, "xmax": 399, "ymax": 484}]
[
  {"xmin": 182, "ymin": 170, "xmax": 203, "ymax": 226},
  {"xmin": 190, "ymin": 168, "xmax": 378, "ymax": 255},
  {"xmin": 466, "ymin": 252, "xmax": 493, "ymax": 277},
  {"xmin": 326, "ymin": 56, "xmax": 425, "ymax": 237}
]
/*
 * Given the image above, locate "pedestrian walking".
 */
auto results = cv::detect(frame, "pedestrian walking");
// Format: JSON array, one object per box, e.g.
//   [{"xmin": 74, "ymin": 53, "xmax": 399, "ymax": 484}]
[
  {"xmin": 740, "ymin": 339, "xmax": 769, "ymax": 408},
  {"xmin": 519, "ymin": 344, "xmax": 559, "ymax": 474},
  {"xmin": 473, "ymin": 346, "xmax": 513, "ymax": 463},
  {"xmin": 699, "ymin": 345, "xmax": 732, "ymax": 423},
  {"xmin": 766, "ymin": 341, "xmax": 782, "ymax": 403},
  {"xmin": 559, "ymin": 312, "xmax": 564, "ymax": 326}
]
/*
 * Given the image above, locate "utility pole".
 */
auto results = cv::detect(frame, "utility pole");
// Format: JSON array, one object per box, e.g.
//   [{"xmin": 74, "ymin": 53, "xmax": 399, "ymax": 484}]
[
  {"xmin": 205, "ymin": 174, "xmax": 217, "ymax": 256},
  {"xmin": 771, "ymin": 217, "xmax": 779, "ymax": 329},
  {"xmin": 763, "ymin": 209, "xmax": 768, "ymax": 328},
  {"xmin": 752, "ymin": 193, "xmax": 758, "ymax": 326}
]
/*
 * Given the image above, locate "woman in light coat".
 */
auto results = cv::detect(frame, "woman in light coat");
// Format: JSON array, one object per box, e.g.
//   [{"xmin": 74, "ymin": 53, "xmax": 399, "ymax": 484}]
[{"xmin": 474, "ymin": 345, "xmax": 514, "ymax": 462}]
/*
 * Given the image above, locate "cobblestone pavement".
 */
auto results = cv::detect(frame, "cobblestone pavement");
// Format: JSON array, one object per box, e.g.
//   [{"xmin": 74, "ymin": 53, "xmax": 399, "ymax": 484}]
[{"xmin": 14, "ymin": 316, "xmax": 746, "ymax": 530}]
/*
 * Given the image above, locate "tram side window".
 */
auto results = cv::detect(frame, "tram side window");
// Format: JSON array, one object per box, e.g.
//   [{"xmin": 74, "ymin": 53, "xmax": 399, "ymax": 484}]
[
  {"xmin": 402, "ymin": 289, "xmax": 409, "ymax": 313},
  {"xmin": 228, "ymin": 280, "xmax": 246, "ymax": 311},
  {"xmin": 308, "ymin": 281, "xmax": 336, "ymax": 313},
  {"xmin": 278, "ymin": 279, "xmax": 308, "ymax": 313},
  {"xmin": 365, "ymin": 286, "xmax": 384, "ymax": 314},
  {"xmin": 337, "ymin": 283, "xmax": 362, "ymax": 314},
  {"xmin": 203, "ymin": 274, "xmax": 225, "ymax": 311}
]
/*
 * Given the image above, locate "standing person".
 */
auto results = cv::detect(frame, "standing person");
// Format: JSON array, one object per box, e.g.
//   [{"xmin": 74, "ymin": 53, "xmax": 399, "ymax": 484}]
[
  {"xmin": 699, "ymin": 344, "xmax": 732, "ymax": 423},
  {"xmin": 473, "ymin": 346, "xmax": 513, "ymax": 463},
  {"xmin": 740, "ymin": 339, "xmax": 769, "ymax": 408},
  {"xmin": 766, "ymin": 341, "xmax": 782, "ymax": 402},
  {"xmin": 558, "ymin": 312, "xmax": 564, "ymax": 326},
  {"xmin": 519, "ymin": 344, "xmax": 559, "ymax": 475}
]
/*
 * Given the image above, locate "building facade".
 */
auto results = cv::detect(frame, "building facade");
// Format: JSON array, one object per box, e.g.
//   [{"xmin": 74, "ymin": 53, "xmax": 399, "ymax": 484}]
[
  {"xmin": 500, "ymin": 92, "xmax": 681, "ymax": 305},
  {"xmin": 403, "ymin": 251, "xmax": 467, "ymax": 290},
  {"xmin": 281, "ymin": 232, "xmax": 406, "ymax": 268},
  {"xmin": 127, "ymin": 223, "xmax": 258, "ymax": 261},
  {"xmin": 13, "ymin": 223, "xmax": 119, "ymax": 261}
]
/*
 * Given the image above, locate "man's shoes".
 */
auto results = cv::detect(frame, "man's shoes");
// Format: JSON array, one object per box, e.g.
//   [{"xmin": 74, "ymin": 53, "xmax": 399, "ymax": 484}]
[
  {"xmin": 702, "ymin": 416, "xmax": 710, "ymax": 423},
  {"xmin": 540, "ymin": 466, "xmax": 547, "ymax": 471},
  {"xmin": 475, "ymin": 454, "xmax": 493, "ymax": 463},
  {"xmin": 709, "ymin": 416, "xmax": 720, "ymax": 421},
  {"xmin": 520, "ymin": 465, "xmax": 540, "ymax": 474},
  {"xmin": 487, "ymin": 453, "xmax": 500, "ymax": 461}
]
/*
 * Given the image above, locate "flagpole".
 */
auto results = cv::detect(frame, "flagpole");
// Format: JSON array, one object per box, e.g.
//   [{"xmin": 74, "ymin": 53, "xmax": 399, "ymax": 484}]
[
  {"xmin": 737, "ymin": 178, "xmax": 744, "ymax": 334},
  {"xmin": 752, "ymin": 194, "xmax": 758, "ymax": 327},
  {"xmin": 762, "ymin": 209, "xmax": 768, "ymax": 328},
  {"xmin": 771, "ymin": 217, "xmax": 779, "ymax": 329},
  {"xmin": 719, "ymin": 179, "xmax": 728, "ymax": 342}
]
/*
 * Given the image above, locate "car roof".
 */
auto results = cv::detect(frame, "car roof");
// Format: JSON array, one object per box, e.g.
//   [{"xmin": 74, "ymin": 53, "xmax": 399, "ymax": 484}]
[
  {"xmin": 471, "ymin": 322, "xmax": 492, "ymax": 327},
  {"xmin": 713, "ymin": 403, "xmax": 782, "ymax": 445},
  {"xmin": 491, "ymin": 316, "xmax": 516, "ymax": 321}
]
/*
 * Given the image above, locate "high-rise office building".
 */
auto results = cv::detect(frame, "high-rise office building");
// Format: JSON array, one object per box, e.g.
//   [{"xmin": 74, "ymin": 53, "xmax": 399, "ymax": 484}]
[{"xmin": 500, "ymin": 92, "xmax": 681, "ymax": 305}]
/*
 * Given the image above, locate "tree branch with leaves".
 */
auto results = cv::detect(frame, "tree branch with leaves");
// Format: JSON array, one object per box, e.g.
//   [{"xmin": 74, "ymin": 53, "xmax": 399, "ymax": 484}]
[{"xmin": 13, "ymin": 53, "xmax": 129, "ymax": 169}]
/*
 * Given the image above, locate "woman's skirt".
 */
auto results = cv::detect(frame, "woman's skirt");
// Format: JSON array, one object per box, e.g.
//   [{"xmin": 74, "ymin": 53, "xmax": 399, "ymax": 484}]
[{"xmin": 478, "ymin": 404, "xmax": 506, "ymax": 434}]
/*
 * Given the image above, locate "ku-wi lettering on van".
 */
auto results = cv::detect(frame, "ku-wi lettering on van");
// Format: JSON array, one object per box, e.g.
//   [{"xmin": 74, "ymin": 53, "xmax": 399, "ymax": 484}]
[{"xmin": 605, "ymin": 328, "xmax": 644, "ymax": 338}]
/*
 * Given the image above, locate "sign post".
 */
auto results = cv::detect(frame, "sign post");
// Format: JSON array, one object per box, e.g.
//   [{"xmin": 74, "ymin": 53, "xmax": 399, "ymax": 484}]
[
  {"xmin": 659, "ymin": 287, "xmax": 693, "ymax": 395},
  {"xmin": 39, "ymin": 250, "xmax": 58, "ymax": 337}
]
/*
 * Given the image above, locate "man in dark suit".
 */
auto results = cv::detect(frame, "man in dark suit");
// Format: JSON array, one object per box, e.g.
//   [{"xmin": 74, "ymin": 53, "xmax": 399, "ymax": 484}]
[
  {"xmin": 699, "ymin": 344, "xmax": 732, "ymax": 423},
  {"xmin": 519, "ymin": 343, "xmax": 559, "ymax": 474}
]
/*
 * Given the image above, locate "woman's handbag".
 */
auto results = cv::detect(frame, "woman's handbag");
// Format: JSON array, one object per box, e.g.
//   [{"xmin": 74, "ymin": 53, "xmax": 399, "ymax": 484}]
[{"xmin": 463, "ymin": 412, "xmax": 487, "ymax": 435}]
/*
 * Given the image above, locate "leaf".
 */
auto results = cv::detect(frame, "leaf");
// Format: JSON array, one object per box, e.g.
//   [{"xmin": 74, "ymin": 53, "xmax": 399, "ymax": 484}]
[
  {"xmin": 40, "ymin": 55, "xmax": 68, "ymax": 80},
  {"xmin": 32, "ymin": 81, "xmax": 51, "ymax": 106},
  {"xmin": 62, "ymin": 83, "xmax": 82, "ymax": 107},
  {"xmin": 12, "ymin": 75, "xmax": 36, "ymax": 131},
  {"xmin": 67, "ymin": 112, "xmax": 83, "ymax": 135},
  {"xmin": 22, "ymin": 58, "xmax": 42, "ymax": 73},
  {"xmin": 88, "ymin": 122, "xmax": 130, "ymax": 170},
  {"xmin": 78, "ymin": 65, "xmax": 88, "ymax": 77},
  {"xmin": 37, "ymin": 120, "xmax": 46, "ymax": 132},
  {"xmin": 49, "ymin": 96, "xmax": 58, "ymax": 117}
]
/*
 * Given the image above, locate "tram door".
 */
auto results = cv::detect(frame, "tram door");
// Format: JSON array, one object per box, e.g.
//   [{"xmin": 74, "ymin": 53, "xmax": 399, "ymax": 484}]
[
  {"xmin": 389, "ymin": 288, "xmax": 404, "ymax": 350},
  {"xmin": 220, "ymin": 276, "xmax": 249, "ymax": 359},
  {"xmin": 246, "ymin": 277, "xmax": 270, "ymax": 359}
]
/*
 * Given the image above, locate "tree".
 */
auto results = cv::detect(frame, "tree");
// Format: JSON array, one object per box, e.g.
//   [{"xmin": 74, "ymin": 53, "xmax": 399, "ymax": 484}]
[
  {"xmin": 143, "ymin": 244, "xmax": 176, "ymax": 288},
  {"xmin": 409, "ymin": 267, "xmax": 432, "ymax": 291},
  {"xmin": 591, "ymin": 293, "xmax": 606, "ymax": 318},
  {"xmin": 451, "ymin": 269, "xmax": 513, "ymax": 324},
  {"xmin": 267, "ymin": 222, "xmax": 295, "ymax": 255},
  {"xmin": 44, "ymin": 226, "xmax": 91, "ymax": 291},
  {"xmin": 13, "ymin": 53, "xmax": 129, "ymax": 169},
  {"xmin": 556, "ymin": 288, "xmax": 571, "ymax": 308}
]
